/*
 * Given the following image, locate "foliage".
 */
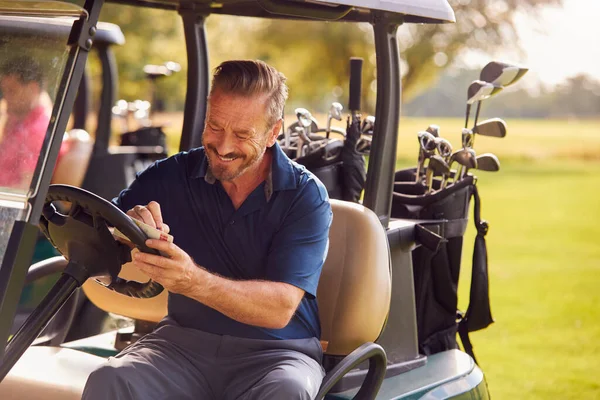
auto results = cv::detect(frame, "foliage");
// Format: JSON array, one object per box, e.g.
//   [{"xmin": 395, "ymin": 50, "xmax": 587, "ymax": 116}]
[
  {"xmin": 404, "ymin": 69, "xmax": 600, "ymax": 119},
  {"xmin": 399, "ymin": 0, "xmax": 563, "ymax": 100},
  {"xmin": 83, "ymin": 0, "xmax": 563, "ymax": 115}
]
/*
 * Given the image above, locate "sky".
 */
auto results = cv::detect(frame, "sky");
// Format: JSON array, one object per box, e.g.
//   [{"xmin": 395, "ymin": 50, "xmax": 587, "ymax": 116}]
[{"xmin": 465, "ymin": 0, "xmax": 600, "ymax": 87}]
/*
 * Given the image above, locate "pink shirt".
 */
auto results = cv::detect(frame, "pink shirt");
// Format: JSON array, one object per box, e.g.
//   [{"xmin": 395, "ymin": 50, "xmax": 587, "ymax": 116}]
[{"xmin": 0, "ymin": 105, "xmax": 53, "ymax": 188}]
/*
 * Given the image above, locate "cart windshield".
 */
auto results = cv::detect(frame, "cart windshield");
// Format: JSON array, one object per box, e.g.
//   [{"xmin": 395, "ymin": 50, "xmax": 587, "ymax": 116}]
[{"xmin": 0, "ymin": 1, "xmax": 84, "ymax": 268}]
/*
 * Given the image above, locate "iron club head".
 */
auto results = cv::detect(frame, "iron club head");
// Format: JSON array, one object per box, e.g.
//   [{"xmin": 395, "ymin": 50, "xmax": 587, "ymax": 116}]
[
  {"xmin": 426, "ymin": 124, "xmax": 440, "ymax": 137},
  {"xmin": 475, "ymin": 153, "xmax": 501, "ymax": 172},
  {"xmin": 425, "ymin": 155, "xmax": 450, "ymax": 193},
  {"xmin": 473, "ymin": 118, "xmax": 507, "ymax": 138},
  {"xmin": 415, "ymin": 131, "xmax": 437, "ymax": 183},
  {"xmin": 467, "ymin": 80, "xmax": 503, "ymax": 105},
  {"xmin": 361, "ymin": 115, "xmax": 375, "ymax": 135}
]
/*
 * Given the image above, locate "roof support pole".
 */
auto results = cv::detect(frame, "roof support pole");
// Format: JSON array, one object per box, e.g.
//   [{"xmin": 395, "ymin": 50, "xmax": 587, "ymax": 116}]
[
  {"xmin": 363, "ymin": 12, "xmax": 402, "ymax": 229},
  {"xmin": 94, "ymin": 44, "xmax": 119, "ymax": 154},
  {"xmin": 179, "ymin": 7, "xmax": 209, "ymax": 151}
]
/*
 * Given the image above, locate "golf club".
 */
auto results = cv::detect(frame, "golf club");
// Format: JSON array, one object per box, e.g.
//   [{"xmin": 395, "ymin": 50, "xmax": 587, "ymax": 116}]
[
  {"xmin": 465, "ymin": 80, "xmax": 504, "ymax": 129},
  {"xmin": 415, "ymin": 131, "xmax": 437, "ymax": 183},
  {"xmin": 475, "ymin": 153, "xmax": 501, "ymax": 172},
  {"xmin": 425, "ymin": 155, "xmax": 450, "ymax": 194},
  {"xmin": 426, "ymin": 124, "xmax": 440, "ymax": 138},
  {"xmin": 361, "ymin": 115, "xmax": 375, "ymax": 135},
  {"xmin": 326, "ymin": 102, "xmax": 343, "ymax": 138},
  {"xmin": 473, "ymin": 118, "xmax": 507, "ymax": 138}
]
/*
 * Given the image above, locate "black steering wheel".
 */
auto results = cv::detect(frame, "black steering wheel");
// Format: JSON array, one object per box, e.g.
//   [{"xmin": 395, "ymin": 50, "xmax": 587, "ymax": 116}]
[{"xmin": 39, "ymin": 184, "xmax": 164, "ymax": 298}]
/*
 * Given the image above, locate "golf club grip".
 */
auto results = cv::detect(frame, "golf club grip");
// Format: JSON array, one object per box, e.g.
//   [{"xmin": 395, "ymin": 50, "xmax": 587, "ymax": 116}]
[{"xmin": 349, "ymin": 57, "xmax": 363, "ymax": 112}]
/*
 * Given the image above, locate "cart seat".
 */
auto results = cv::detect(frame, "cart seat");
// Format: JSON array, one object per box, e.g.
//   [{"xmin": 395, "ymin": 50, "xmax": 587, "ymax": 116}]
[
  {"xmin": 0, "ymin": 199, "xmax": 391, "ymax": 398},
  {"xmin": 0, "ymin": 346, "xmax": 104, "ymax": 400}
]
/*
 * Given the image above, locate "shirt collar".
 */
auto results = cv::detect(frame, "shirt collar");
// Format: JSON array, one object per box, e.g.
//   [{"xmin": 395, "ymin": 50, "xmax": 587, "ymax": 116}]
[{"xmin": 192, "ymin": 142, "xmax": 297, "ymax": 201}]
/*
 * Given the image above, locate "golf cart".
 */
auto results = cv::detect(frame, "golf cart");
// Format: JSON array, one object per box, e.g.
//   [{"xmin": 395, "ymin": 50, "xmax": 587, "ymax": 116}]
[{"xmin": 0, "ymin": 0, "xmax": 493, "ymax": 399}]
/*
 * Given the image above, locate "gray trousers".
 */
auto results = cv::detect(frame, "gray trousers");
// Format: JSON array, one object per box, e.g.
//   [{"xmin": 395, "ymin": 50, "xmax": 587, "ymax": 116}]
[{"xmin": 82, "ymin": 322, "xmax": 325, "ymax": 400}]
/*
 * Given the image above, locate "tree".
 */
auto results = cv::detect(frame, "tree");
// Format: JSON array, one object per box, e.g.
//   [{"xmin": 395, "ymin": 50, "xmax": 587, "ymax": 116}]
[
  {"xmin": 399, "ymin": 0, "xmax": 562, "ymax": 101},
  {"xmin": 79, "ymin": 0, "xmax": 564, "ymax": 114}
]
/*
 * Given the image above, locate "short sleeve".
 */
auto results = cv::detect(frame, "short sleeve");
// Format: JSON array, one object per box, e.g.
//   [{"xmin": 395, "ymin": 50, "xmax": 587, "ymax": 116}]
[
  {"xmin": 112, "ymin": 161, "xmax": 163, "ymax": 212},
  {"xmin": 265, "ymin": 179, "xmax": 332, "ymax": 298}
]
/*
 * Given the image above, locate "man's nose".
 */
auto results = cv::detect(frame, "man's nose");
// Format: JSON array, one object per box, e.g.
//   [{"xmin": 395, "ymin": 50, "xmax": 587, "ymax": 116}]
[{"xmin": 214, "ymin": 131, "xmax": 236, "ymax": 155}]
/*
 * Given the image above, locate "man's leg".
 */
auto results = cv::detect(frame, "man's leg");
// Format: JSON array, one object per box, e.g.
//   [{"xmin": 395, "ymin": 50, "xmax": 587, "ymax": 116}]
[
  {"xmin": 222, "ymin": 337, "xmax": 325, "ymax": 400},
  {"xmin": 82, "ymin": 327, "xmax": 217, "ymax": 400}
]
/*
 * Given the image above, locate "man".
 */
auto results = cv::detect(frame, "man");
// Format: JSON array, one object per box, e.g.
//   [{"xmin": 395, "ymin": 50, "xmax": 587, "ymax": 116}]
[{"xmin": 83, "ymin": 60, "xmax": 333, "ymax": 400}]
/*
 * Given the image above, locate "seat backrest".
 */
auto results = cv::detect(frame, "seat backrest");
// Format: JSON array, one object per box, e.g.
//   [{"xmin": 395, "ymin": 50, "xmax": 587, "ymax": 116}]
[
  {"xmin": 52, "ymin": 129, "xmax": 93, "ymax": 187},
  {"xmin": 318, "ymin": 199, "xmax": 391, "ymax": 356},
  {"xmin": 83, "ymin": 199, "xmax": 392, "ymax": 353}
]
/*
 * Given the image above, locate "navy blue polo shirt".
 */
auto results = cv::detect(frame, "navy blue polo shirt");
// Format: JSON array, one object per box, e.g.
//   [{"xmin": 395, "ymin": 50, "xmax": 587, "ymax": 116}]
[{"xmin": 113, "ymin": 143, "xmax": 332, "ymax": 340}]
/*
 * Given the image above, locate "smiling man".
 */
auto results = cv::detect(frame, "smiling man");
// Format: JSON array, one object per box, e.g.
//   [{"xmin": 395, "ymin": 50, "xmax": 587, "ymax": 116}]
[{"xmin": 83, "ymin": 60, "xmax": 332, "ymax": 400}]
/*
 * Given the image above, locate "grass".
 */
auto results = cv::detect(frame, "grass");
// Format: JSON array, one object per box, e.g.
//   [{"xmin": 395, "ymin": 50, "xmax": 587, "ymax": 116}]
[
  {"xmin": 456, "ymin": 159, "xmax": 600, "ymax": 399},
  {"xmin": 158, "ymin": 115, "xmax": 600, "ymax": 398}
]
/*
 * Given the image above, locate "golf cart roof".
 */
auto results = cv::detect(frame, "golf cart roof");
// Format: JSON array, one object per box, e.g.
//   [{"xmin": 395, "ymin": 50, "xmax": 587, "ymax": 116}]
[
  {"xmin": 0, "ymin": 16, "xmax": 124, "ymax": 45},
  {"xmin": 108, "ymin": 0, "xmax": 455, "ymax": 23}
]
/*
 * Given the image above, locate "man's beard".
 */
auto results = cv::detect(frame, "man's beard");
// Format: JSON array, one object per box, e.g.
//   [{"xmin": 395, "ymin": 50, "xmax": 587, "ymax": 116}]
[{"xmin": 204, "ymin": 144, "xmax": 266, "ymax": 182}]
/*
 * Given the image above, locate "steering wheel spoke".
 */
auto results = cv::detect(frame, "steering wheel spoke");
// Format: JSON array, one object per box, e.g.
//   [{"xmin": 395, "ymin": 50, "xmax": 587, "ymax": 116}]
[{"xmin": 40, "ymin": 184, "xmax": 164, "ymax": 299}]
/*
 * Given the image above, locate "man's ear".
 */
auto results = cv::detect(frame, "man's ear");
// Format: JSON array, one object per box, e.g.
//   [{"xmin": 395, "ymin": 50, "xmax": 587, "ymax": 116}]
[{"xmin": 266, "ymin": 119, "xmax": 283, "ymax": 148}]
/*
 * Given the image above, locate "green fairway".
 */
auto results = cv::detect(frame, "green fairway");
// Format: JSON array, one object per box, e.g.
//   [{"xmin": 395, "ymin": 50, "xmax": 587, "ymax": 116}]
[{"xmin": 455, "ymin": 160, "xmax": 600, "ymax": 399}]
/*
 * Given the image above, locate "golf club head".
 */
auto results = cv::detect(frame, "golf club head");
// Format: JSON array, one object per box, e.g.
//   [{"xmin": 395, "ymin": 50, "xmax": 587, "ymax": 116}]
[
  {"xmin": 418, "ymin": 131, "xmax": 437, "ymax": 153},
  {"xmin": 330, "ymin": 102, "xmax": 343, "ymax": 121},
  {"xmin": 434, "ymin": 137, "xmax": 452, "ymax": 160},
  {"xmin": 426, "ymin": 124, "xmax": 440, "ymax": 137},
  {"xmin": 462, "ymin": 128, "xmax": 474, "ymax": 148},
  {"xmin": 473, "ymin": 118, "xmax": 507, "ymax": 138},
  {"xmin": 295, "ymin": 108, "xmax": 313, "ymax": 128},
  {"xmin": 425, "ymin": 154, "xmax": 450, "ymax": 193},
  {"xmin": 476, "ymin": 153, "xmax": 501, "ymax": 172},
  {"xmin": 361, "ymin": 115, "xmax": 375, "ymax": 134},
  {"xmin": 428, "ymin": 154, "xmax": 450, "ymax": 175},
  {"xmin": 450, "ymin": 148, "xmax": 477, "ymax": 171},
  {"xmin": 415, "ymin": 131, "xmax": 437, "ymax": 183},
  {"xmin": 467, "ymin": 80, "xmax": 504, "ymax": 105},
  {"xmin": 480, "ymin": 61, "xmax": 528, "ymax": 87}
]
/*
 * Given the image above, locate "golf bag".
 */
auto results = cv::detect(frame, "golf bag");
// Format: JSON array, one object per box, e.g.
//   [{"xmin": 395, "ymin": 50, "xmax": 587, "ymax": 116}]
[{"xmin": 391, "ymin": 168, "xmax": 493, "ymax": 364}]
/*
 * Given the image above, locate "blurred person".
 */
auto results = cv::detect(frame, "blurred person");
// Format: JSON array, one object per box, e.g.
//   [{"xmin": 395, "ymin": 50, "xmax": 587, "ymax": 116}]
[{"xmin": 0, "ymin": 56, "xmax": 92, "ymax": 190}]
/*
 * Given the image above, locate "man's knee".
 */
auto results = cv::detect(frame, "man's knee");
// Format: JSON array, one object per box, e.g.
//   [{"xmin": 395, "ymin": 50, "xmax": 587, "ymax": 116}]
[
  {"xmin": 82, "ymin": 362, "xmax": 131, "ymax": 399},
  {"xmin": 255, "ymin": 366, "xmax": 321, "ymax": 400}
]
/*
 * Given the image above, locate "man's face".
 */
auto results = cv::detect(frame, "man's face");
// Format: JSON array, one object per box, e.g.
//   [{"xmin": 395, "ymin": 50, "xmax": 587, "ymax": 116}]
[
  {"xmin": 202, "ymin": 89, "xmax": 279, "ymax": 182},
  {"xmin": 0, "ymin": 75, "xmax": 40, "ymax": 116}
]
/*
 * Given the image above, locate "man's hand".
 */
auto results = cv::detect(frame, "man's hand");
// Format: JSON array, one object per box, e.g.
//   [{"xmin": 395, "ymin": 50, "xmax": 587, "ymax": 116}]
[
  {"xmin": 131, "ymin": 239, "xmax": 200, "ymax": 295},
  {"xmin": 131, "ymin": 239, "xmax": 304, "ymax": 330},
  {"xmin": 126, "ymin": 201, "xmax": 170, "ymax": 233}
]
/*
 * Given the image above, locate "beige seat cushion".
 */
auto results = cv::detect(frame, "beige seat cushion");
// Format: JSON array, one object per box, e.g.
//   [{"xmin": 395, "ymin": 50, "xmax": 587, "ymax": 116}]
[
  {"xmin": 318, "ymin": 199, "xmax": 391, "ymax": 355},
  {"xmin": 0, "ymin": 347, "xmax": 105, "ymax": 400}
]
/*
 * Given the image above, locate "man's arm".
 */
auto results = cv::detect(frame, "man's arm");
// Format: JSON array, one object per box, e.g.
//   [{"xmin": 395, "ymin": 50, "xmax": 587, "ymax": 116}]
[
  {"xmin": 190, "ymin": 267, "xmax": 305, "ymax": 329},
  {"xmin": 131, "ymin": 240, "xmax": 304, "ymax": 329}
]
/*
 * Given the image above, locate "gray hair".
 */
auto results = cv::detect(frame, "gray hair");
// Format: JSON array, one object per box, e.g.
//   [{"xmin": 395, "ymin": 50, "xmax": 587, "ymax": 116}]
[{"xmin": 210, "ymin": 60, "xmax": 288, "ymax": 129}]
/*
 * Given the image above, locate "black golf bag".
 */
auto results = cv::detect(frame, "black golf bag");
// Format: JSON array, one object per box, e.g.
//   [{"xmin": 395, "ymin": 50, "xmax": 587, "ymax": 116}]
[
  {"xmin": 391, "ymin": 168, "xmax": 494, "ymax": 363},
  {"xmin": 294, "ymin": 116, "xmax": 367, "ymax": 203}
]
